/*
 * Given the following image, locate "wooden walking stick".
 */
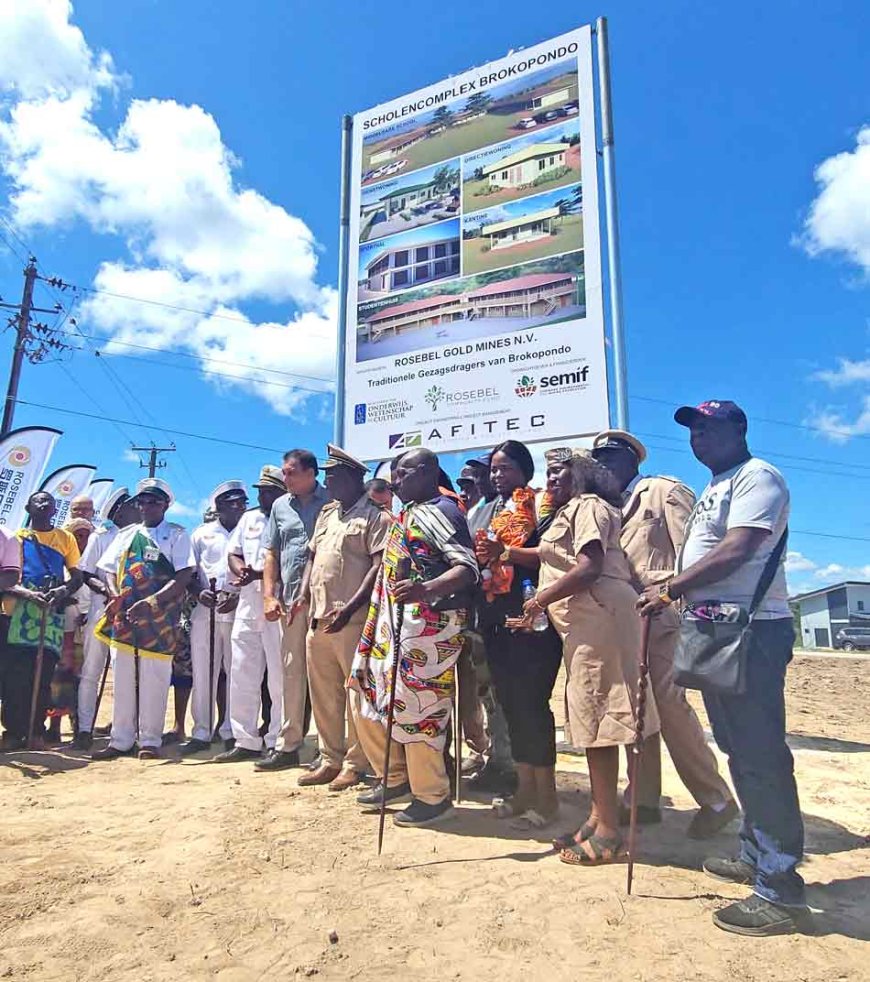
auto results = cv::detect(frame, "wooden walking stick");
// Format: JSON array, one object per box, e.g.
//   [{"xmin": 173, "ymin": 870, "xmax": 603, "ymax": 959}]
[
  {"xmin": 92, "ymin": 648, "xmax": 111, "ymax": 733},
  {"xmin": 626, "ymin": 615, "xmax": 652, "ymax": 895},
  {"xmin": 453, "ymin": 653, "xmax": 462, "ymax": 805},
  {"xmin": 26, "ymin": 603, "xmax": 50, "ymax": 749},
  {"xmin": 132, "ymin": 624, "xmax": 141, "ymax": 749},
  {"xmin": 208, "ymin": 576, "xmax": 217, "ymax": 742},
  {"xmin": 378, "ymin": 557, "xmax": 411, "ymax": 856}
]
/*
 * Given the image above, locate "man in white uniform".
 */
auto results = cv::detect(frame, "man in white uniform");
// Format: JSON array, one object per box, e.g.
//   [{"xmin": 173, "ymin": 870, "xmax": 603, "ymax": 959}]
[
  {"xmin": 181, "ymin": 480, "xmax": 248, "ymax": 755},
  {"xmin": 73, "ymin": 488, "xmax": 138, "ymax": 749},
  {"xmin": 215, "ymin": 466, "xmax": 287, "ymax": 762},
  {"xmin": 92, "ymin": 479, "xmax": 195, "ymax": 760}
]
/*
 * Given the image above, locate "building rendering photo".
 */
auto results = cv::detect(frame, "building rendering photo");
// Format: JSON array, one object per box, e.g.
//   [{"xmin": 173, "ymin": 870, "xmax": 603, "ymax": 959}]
[
  {"xmin": 355, "ymin": 255, "xmax": 586, "ymax": 361},
  {"xmin": 357, "ymin": 218, "xmax": 461, "ymax": 298},
  {"xmin": 359, "ymin": 161, "xmax": 460, "ymax": 242},
  {"xmin": 462, "ymin": 184, "xmax": 583, "ymax": 275}
]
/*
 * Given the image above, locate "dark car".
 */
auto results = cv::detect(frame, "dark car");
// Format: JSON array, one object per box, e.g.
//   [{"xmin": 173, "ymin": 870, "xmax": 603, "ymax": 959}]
[{"xmin": 833, "ymin": 626, "xmax": 870, "ymax": 651}]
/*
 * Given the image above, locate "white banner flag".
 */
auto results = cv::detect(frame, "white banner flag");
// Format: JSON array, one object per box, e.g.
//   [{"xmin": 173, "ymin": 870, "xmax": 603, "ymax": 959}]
[
  {"xmin": 0, "ymin": 426, "xmax": 63, "ymax": 530},
  {"xmin": 87, "ymin": 478, "xmax": 115, "ymax": 524},
  {"xmin": 38, "ymin": 464, "xmax": 97, "ymax": 528}
]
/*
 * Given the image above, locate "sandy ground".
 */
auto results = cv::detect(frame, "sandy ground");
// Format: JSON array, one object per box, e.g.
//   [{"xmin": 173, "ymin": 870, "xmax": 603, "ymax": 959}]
[{"xmin": 1, "ymin": 652, "xmax": 868, "ymax": 981}]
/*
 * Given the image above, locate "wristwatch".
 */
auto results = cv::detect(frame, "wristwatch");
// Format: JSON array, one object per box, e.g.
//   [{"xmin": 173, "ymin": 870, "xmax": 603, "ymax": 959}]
[
  {"xmin": 658, "ymin": 581, "xmax": 675, "ymax": 605},
  {"xmin": 499, "ymin": 545, "xmax": 511, "ymax": 563}
]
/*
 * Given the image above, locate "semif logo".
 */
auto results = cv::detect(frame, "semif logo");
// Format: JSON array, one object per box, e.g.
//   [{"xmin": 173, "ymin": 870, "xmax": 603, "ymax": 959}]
[
  {"xmin": 57, "ymin": 480, "xmax": 76, "ymax": 497},
  {"xmin": 7, "ymin": 446, "xmax": 30, "ymax": 466},
  {"xmin": 388, "ymin": 431, "xmax": 422, "ymax": 450},
  {"xmin": 354, "ymin": 403, "xmax": 367, "ymax": 425},
  {"xmin": 515, "ymin": 374, "xmax": 537, "ymax": 398},
  {"xmin": 424, "ymin": 385, "xmax": 445, "ymax": 411}
]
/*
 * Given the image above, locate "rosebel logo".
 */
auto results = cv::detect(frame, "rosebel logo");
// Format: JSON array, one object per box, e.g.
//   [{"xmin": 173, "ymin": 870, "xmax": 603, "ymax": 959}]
[
  {"xmin": 514, "ymin": 375, "xmax": 537, "ymax": 398},
  {"xmin": 7, "ymin": 446, "xmax": 30, "ymax": 466},
  {"xmin": 388, "ymin": 431, "xmax": 422, "ymax": 450},
  {"xmin": 57, "ymin": 480, "xmax": 76, "ymax": 497},
  {"xmin": 424, "ymin": 385, "xmax": 445, "ymax": 411}
]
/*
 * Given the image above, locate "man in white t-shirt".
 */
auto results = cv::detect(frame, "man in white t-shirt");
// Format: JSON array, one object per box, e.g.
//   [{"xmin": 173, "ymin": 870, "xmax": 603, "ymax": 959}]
[{"xmin": 638, "ymin": 400, "xmax": 806, "ymax": 937}]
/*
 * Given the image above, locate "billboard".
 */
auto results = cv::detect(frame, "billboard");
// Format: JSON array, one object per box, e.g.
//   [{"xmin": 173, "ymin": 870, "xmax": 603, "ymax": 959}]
[{"xmin": 341, "ymin": 25, "xmax": 608, "ymax": 459}]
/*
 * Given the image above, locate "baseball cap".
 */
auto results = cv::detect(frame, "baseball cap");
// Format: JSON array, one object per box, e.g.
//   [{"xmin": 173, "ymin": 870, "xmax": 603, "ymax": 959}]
[
  {"xmin": 591, "ymin": 429, "xmax": 648, "ymax": 464},
  {"xmin": 456, "ymin": 465, "xmax": 477, "ymax": 485},
  {"xmin": 674, "ymin": 401, "xmax": 748, "ymax": 428},
  {"xmin": 465, "ymin": 452, "xmax": 492, "ymax": 469}
]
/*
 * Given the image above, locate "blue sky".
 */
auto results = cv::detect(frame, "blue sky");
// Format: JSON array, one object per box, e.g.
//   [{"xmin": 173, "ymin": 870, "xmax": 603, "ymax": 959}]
[{"xmin": 0, "ymin": 0, "xmax": 868, "ymax": 594}]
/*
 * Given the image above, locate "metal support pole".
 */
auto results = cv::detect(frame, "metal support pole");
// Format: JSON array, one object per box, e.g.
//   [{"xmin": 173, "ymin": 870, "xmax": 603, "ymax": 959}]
[
  {"xmin": 333, "ymin": 114, "xmax": 354, "ymax": 446},
  {"xmin": 2, "ymin": 259, "xmax": 38, "ymax": 438},
  {"xmin": 595, "ymin": 17, "xmax": 629, "ymax": 431}
]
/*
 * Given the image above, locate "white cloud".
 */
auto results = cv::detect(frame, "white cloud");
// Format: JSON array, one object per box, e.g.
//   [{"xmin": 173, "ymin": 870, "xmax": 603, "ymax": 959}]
[
  {"xmin": 785, "ymin": 550, "xmax": 817, "ymax": 573},
  {"xmin": 805, "ymin": 396, "xmax": 870, "ymax": 443},
  {"xmin": 166, "ymin": 499, "xmax": 200, "ymax": 520},
  {"xmin": 121, "ymin": 448, "xmax": 139, "ymax": 464},
  {"xmin": 0, "ymin": 0, "xmax": 335, "ymax": 417}
]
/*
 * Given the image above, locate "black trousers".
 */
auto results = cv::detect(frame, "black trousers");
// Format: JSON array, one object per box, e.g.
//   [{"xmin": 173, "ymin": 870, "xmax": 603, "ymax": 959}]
[
  {"xmin": 0, "ymin": 642, "xmax": 58, "ymax": 741},
  {"xmin": 485, "ymin": 624, "xmax": 563, "ymax": 767}
]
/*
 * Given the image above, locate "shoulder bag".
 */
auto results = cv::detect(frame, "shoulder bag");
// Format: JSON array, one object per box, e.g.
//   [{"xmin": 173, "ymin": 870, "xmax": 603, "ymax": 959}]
[{"xmin": 672, "ymin": 528, "xmax": 788, "ymax": 696}]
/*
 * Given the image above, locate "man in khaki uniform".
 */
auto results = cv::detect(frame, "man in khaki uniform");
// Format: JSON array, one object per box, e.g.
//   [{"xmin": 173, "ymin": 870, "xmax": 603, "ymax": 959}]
[
  {"xmin": 592, "ymin": 430, "xmax": 738, "ymax": 839},
  {"xmin": 295, "ymin": 445, "xmax": 390, "ymax": 791}
]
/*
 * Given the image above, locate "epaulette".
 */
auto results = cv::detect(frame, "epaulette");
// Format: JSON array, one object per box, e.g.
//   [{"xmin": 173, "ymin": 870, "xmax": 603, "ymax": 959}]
[{"xmin": 168, "ymin": 521, "xmax": 187, "ymax": 531}]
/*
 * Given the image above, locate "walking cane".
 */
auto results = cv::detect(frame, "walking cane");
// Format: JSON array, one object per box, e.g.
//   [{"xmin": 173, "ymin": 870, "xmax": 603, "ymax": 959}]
[
  {"xmin": 378, "ymin": 557, "xmax": 411, "ymax": 856},
  {"xmin": 626, "ymin": 615, "xmax": 652, "ymax": 896},
  {"xmin": 132, "ymin": 623, "xmax": 141, "ymax": 749},
  {"xmin": 26, "ymin": 603, "xmax": 50, "ymax": 749},
  {"xmin": 207, "ymin": 577, "xmax": 217, "ymax": 742},
  {"xmin": 92, "ymin": 648, "xmax": 112, "ymax": 733},
  {"xmin": 453, "ymin": 653, "xmax": 462, "ymax": 805}
]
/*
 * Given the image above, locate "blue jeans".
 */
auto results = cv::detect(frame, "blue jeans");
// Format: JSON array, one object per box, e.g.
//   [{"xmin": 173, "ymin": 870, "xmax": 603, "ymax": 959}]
[{"xmin": 702, "ymin": 618, "xmax": 805, "ymax": 907}]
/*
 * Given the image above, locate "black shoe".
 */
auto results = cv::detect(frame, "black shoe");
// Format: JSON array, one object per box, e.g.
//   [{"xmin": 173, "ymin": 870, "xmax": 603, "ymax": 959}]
[
  {"xmin": 213, "ymin": 746, "xmax": 262, "ymax": 763},
  {"xmin": 703, "ymin": 856, "xmax": 756, "ymax": 885},
  {"xmin": 618, "ymin": 804, "xmax": 662, "ymax": 827},
  {"xmin": 73, "ymin": 731, "xmax": 93, "ymax": 751},
  {"xmin": 465, "ymin": 763, "xmax": 517, "ymax": 796},
  {"xmin": 93, "ymin": 724, "xmax": 112, "ymax": 737},
  {"xmin": 254, "ymin": 749, "xmax": 300, "ymax": 772},
  {"xmin": 712, "ymin": 895, "xmax": 810, "ymax": 937},
  {"xmin": 306, "ymin": 753, "xmax": 323, "ymax": 771},
  {"xmin": 393, "ymin": 796, "xmax": 455, "ymax": 828},
  {"xmin": 178, "ymin": 738, "xmax": 212, "ymax": 756},
  {"xmin": 358, "ymin": 781, "xmax": 412, "ymax": 812},
  {"xmin": 223, "ymin": 738, "xmax": 236, "ymax": 751},
  {"xmin": 91, "ymin": 745, "xmax": 134, "ymax": 761},
  {"xmin": 687, "ymin": 800, "xmax": 740, "ymax": 839}
]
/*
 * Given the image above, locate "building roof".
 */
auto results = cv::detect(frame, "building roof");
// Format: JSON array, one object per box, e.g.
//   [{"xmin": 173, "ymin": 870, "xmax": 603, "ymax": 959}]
[
  {"xmin": 365, "ymin": 294, "xmax": 461, "ymax": 324},
  {"xmin": 482, "ymin": 207, "xmax": 560, "ymax": 235},
  {"xmin": 370, "ymin": 127, "xmax": 428, "ymax": 154},
  {"xmin": 520, "ymin": 79, "xmax": 575, "ymax": 102},
  {"xmin": 381, "ymin": 179, "xmax": 437, "ymax": 199},
  {"xmin": 481, "ymin": 143, "xmax": 567, "ymax": 176},
  {"xmin": 791, "ymin": 580, "xmax": 870, "ymax": 603},
  {"xmin": 466, "ymin": 271, "xmax": 575, "ymax": 299}
]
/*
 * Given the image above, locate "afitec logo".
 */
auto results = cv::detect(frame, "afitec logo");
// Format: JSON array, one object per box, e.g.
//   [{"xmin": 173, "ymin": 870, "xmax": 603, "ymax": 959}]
[
  {"xmin": 424, "ymin": 385, "xmax": 445, "ymax": 411},
  {"xmin": 388, "ymin": 431, "xmax": 422, "ymax": 450},
  {"xmin": 354, "ymin": 403, "xmax": 367, "ymax": 425},
  {"xmin": 514, "ymin": 374, "xmax": 537, "ymax": 398}
]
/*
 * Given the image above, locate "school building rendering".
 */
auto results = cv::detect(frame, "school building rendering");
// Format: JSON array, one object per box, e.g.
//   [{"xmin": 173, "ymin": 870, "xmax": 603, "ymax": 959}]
[
  {"xmin": 481, "ymin": 143, "xmax": 568, "ymax": 189},
  {"xmin": 361, "ymin": 235, "xmax": 461, "ymax": 293},
  {"xmin": 480, "ymin": 206, "xmax": 560, "ymax": 250}
]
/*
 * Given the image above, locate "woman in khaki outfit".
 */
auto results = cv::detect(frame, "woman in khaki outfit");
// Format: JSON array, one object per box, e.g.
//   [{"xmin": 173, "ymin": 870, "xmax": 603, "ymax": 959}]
[{"xmin": 518, "ymin": 450, "xmax": 660, "ymax": 866}]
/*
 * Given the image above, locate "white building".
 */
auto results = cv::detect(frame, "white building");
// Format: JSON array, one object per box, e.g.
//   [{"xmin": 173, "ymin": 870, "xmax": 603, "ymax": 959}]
[{"xmin": 792, "ymin": 580, "xmax": 870, "ymax": 648}]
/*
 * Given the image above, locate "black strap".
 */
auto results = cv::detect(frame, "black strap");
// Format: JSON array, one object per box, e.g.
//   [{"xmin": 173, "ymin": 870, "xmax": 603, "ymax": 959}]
[{"xmin": 747, "ymin": 527, "xmax": 788, "ymax": 620}]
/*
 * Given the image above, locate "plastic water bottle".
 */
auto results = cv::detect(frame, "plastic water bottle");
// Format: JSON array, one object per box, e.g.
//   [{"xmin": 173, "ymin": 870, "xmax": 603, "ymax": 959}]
[{"xmin": 522, "ymin": 579, "xmax": 549, "ymax": 632}]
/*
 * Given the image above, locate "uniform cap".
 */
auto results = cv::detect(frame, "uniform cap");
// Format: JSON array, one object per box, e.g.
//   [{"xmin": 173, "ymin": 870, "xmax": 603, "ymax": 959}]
[
  {"xmin": 674, "ymin": 400, "xmax": 748, "ymax": 429},
  {"xmin": 210, "ymin": 480, "xmax": 247, "ymax": 511},
  {"xmin": 135, "ymin": 477, "xmax": 174, "ymax": 506},
  {"xmin": 590, "ymin": 429, "xmax": 648, "ymax": 464},
  {"xmin": 103, "ymin": 487, "xmax": 130, "ymax": 518},
  {"xmin": 321, "ymin": 444, "xmax": 368, "ymax": 474},
  {"xmin": 544, "ymin": 446, "xmax": 574, "ymax": 465},
  {"xmin": 252, "ymin": 465, "xmax": 285, "ymax": 492}
]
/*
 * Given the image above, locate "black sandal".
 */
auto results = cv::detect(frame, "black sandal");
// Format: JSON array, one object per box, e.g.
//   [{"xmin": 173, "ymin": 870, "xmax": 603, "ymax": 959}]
[
  {"xmin": 559, "ymin": 833, "xmax": 627, "ymax": 866},
  {"xmin": 551, "ymin": 823, "xmax": 596, "ymax": 851}
]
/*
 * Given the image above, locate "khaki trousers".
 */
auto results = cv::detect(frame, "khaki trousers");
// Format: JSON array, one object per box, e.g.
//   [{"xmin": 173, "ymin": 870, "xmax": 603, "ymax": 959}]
[
  {"xmin": 306, "ymin": 618, "xmax": 367, "ymax": 773},
  {"xmin": 355, "ymin": 714, "xmax": 450, "ymax": 805},
  {"xmin": 626, "ymin": 607, "xmax": 733, "ymax": 808},
  {"xmin": 276, "ymin": 612, "xmax": 309, "ymax": 753}
]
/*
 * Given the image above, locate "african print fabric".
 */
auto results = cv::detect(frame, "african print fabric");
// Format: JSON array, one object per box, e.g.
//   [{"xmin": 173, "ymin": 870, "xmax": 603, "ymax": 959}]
[
  {"xmin": 94, "ymin": 529, "xmax": 182, "ymax": 661},
  {"xmin": 7, "ymin": 533, "xmax": 66, "ymax": 658},
  {"xmin": 350, "ymin": 495, "xmax": 476, "ymax": 751}
]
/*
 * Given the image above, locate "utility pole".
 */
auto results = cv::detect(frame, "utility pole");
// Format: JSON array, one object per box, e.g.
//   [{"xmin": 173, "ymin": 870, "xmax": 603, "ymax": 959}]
[{"xmin": 131, "ymin": 442, "xmax": 176, "ymax": 478}]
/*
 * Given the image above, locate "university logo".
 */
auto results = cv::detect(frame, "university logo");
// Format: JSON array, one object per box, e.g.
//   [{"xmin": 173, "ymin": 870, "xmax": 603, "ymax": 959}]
[
  {"xmin": 7, "ymin": 446, "xmax": 30, "ymax": 466},
  {"xmin": 57, "ymin": 480, "xmax": 76, "ymax": 497},
  {"xmin": 514, "ymin": 374, "xmax": 537, "ymax": 398},
  {"xmin": 354, "ymin": 403, "xmax": 367, "ymax": 425},
  {"xmin": 424, "ymin": 385, "xmax": 445, "ymax": 411},
  {"xmin": 388, "ymin": 431, "xmax": 422, "ymax": 450}
]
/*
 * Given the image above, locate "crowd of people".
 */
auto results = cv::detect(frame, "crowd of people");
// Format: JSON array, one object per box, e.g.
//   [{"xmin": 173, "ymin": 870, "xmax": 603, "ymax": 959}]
[{"xmin": 0, "ymin": 399, "xmax": 808, "ymax": 937}]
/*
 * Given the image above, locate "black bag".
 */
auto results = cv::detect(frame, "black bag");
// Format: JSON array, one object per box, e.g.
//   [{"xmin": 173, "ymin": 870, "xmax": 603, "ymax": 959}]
[{"xmin": 672, "ymin": 529, "xmax": 788, "ymax": 695}]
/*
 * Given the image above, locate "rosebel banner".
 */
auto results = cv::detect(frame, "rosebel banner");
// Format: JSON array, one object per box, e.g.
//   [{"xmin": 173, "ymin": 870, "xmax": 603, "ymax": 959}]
[
  {"xmin": 87, "ymin": 478, "xmax": 115, "ymax": 524},
  {"xmin": 0, "ymin": 426, "xmax": 62, "ymax": 530},
  {"xmin": 340, "ymin": 25, "xmax": 608, "ymax": 459},
  {"xmin": 37, "ymin": 463, "xmax": 97, "ymax": 527}
]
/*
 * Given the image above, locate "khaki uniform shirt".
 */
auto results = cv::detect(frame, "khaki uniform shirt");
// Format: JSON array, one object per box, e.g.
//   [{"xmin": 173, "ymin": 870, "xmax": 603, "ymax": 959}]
[
  {"xmin": 619, "ymin": 475, "xmax": 695, "ymax": 590},
  {"xmin": 309, "ymin": 493, "xmax": 390, "ymax": 619}
]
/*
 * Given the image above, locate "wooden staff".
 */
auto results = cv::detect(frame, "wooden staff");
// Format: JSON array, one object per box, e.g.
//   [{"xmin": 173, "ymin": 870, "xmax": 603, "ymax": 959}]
[
  {"xmin": 26, "ymin": 603, "xmax": 49, "ymax": 749},
  {"xmin": 453, "ymin": 655, "xmax": 462, "ymax": 804},
  {"xmin": 207, "ymin": 576, "xmax": 217, "ymax": 741},
  {"xmin": 626, "ymin": 615, "xmax": 652, "ymax": 895},
  {"xmin": 378, "ymin": 557, "xmax": 410, "ymax": 856}
]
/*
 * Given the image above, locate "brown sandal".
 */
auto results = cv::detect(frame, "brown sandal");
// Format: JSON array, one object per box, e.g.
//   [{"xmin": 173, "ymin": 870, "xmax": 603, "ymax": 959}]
[
  {"xmin": 551, "ymin": 823, "xmax": 596, "ymax": 851},
  {"xmin": 559, "ymin": 833, "xmax": 627, "ymax": 866}
]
